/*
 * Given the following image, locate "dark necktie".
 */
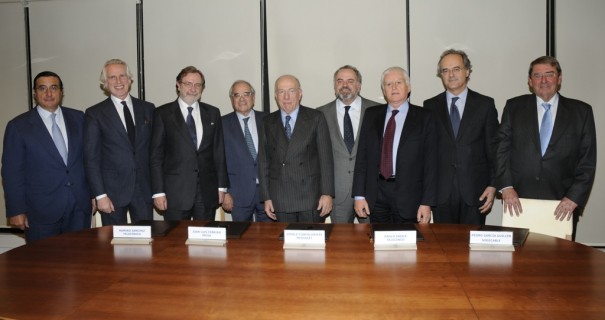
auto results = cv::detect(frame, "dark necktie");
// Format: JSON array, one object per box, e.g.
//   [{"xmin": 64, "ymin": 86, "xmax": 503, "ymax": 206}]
[
  {"xmin": 121, "ymin": 101, "xmax": 136, "ymax": 146},
  {"xmin": 450, "ymin": 97, "xmax": 461, "ymax": 137},
  {"xmin": 285, "ymin": 115, "xmax": 292, "ymax": 140},
  {"xmin": 343, "ymin": 106, "xmax": 354, "ymax": 154},
  {"xmin": 51, "ymin": 113, "xmax": 68, "ymax": 165},
  {"xmin": 186, "ymin": 106, "xmax": 197, "ymax": 148},
  {"xmin": 380, "ymin": 109, "xmax": 399, "ymax": 178},
  {"xmin": 243, "ymin": 117, "xmax": 257, "ymax": 160},
  {"xmin": 540, "ymin": 103, "xmax": 553, "ymax": 156}
]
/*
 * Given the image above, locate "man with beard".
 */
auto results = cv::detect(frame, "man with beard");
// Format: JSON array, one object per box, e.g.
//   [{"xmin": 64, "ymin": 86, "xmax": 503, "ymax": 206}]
[{"xmin": 318, "ymin": 65, "xmax": 379, "ymax": 223}]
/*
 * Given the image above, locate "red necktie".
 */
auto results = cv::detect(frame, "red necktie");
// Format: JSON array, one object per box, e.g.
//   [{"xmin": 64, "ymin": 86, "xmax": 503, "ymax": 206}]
[{"xmin": 380, "ymin": 109, "xmax": 399, "ymax": 178}]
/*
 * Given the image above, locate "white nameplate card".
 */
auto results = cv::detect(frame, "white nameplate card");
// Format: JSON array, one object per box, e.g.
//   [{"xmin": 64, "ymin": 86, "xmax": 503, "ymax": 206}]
[
  {"xmin": 374, "ymin": 230, "xmax": 417, "ymax": 251},
  {"xmin": 469, "ymin": 231, "xmax": 514, "ymax": 251},
  {"xmin": 111, "ymin": 225, "xmax": 152, "ymax": 245},
  {"xmin": 283, "ymin": 230, "xmax": 325, "ymax": 250},
  {"xmin": 185, "ymin": 226, "xmax": 227, "ymax": 246}
]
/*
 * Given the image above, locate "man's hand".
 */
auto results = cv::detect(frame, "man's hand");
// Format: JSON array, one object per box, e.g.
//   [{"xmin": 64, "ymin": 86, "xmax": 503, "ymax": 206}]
[
  {"xmin": 97, "ymin": 197, "xmax": 115, "ymax": 214},
  {"xmin": 222, "ymin": 193, "xmax": 234, "ymax": 212},
  {"xmin": 555, "ymin": 197, "xmax": 577, "ymax": 221},
  {"xmin": 502, "ymin": 188, "xmax": 522, "ymax": 216},
  {"xmin": 479, "ymin": 186, "xmax": 497, "ymax": 213},
  {"xmin": 264, "ymin": 200, "xmax": 276, "ymax": 220},
  {"xmin": 9, "ymin": 213, "xmax": 29, "ymax": 230},
  {"xmin": 417, "ymin": 205, "xmax": 431, "ymax": 224},
  {"xmin": 354, "ymin": 199, "xmax": 370, "ymax": 218},
  {"xmin": 154, "ymin": 196, "xmax": 168, "ymax": 211},
  {"xmin": 316, "ymin": 195, "xmax": 333, "ymax": 217}
]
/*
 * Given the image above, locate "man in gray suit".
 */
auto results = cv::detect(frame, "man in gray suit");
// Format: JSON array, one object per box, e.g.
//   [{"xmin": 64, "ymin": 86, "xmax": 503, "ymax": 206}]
[
  {"xmin": 259, "ymin": 75, "xmax": 334, "ymax": 222},
  {"xmin": 318, "ymin": 65, "xmax": 379, "ymax": 223},
  {"xmin": 85, "ymin": 59, "xmax": 155, "ymax": 225}
]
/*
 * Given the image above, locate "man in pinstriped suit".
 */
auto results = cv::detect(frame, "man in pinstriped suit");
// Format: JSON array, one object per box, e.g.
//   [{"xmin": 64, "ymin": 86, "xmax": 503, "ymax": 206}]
[{"xmin": 258, "ymin": 75, "xmax": 334, "ymax": 222}]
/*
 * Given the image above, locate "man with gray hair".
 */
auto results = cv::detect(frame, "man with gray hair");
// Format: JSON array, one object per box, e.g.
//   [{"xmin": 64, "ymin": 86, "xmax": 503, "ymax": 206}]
[
  {"xmin": 423, "ymin": 49, "xmax": 499, "ymax": 224},
  {"xmin": 84, "ymin": 58, "xmax": 155, "ymax": 225},
  {"xmin": 318, "ymin": 65, "xmax": 379, "ymax": 223}
]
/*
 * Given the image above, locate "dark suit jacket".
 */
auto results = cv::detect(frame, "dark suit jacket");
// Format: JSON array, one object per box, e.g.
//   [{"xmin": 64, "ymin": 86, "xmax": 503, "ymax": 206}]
[
  {"xmin": 222, "ymin": 110, "xmax": 265, "ymax": 207},
  {"xmin": 495, "ymin": 94, "xmax": 596, "ymax": 208},
  {"xmin": 317, "ymin": 97, "xmax": 379, "ymax": 207},
  {"xmin": 2, "ymin": 107, "xmax": 92, "ymax": 224},
  {"xmin": 258, "ymin": 106, "xmax": 334, "ymax": 213},
  {"xmin": 423, "ymin": 89, "xmax": 499, "ymax": 206},
  {"xmin": 352, "ymin": 103, "xmax": 438, "ymax": 219},
  {"xmin": 150, "ymin": 100, "xmax": 228, "ymax": 211},
  {"xmin": 84, "ymin": 96, "xmax": 155, "ymax": 206}
]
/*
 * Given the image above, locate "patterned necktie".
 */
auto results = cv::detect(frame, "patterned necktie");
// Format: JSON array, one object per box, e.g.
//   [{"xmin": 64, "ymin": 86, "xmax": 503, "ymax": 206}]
[
  {"xmin": 186, "ymin": 106, "xmax": 197, "ymax": 148},
  {"xmin": 243, "ymin": 117, "xmax": 257, "ymax": 160},
  {"xmin": 540, "ymin": 103, "xmax": 553, "ymax": 156},
  {"xmin": 380, "ymin": 109, "xmax": 399, "ymax": 178},
  {"xmin": 450, "ymin": 97, "xmax": 461, "ymax": 137},
  {"xmin": 285, "ymin": 115, "xmax": 292, "ymax": 140},
  {"xmin": 343, "ymin": 106, "xmax": 354, "ymax": 154},
  {"xmin": 121, "ymin": 101, "xmax": 135, "ymax": 146},
  {"xmin": 51, "ymin": 113, "xmax": 68, "ymax": 165}
]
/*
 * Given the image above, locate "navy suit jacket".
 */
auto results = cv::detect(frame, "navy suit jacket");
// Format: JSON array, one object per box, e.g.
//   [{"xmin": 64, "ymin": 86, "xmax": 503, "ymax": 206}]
[
  {"xmin": 352, "ymin": 103, "xmax": 438, "ymax": 219},
  {"xmin": 2, "ymin": 107, "xmax": 91, "ymax": 224},
  {"xmin": 150, "ymin": 100, "xmax": 228, "ymax": 210},
  {"xmin": 222, "ymin": 110, "xmax": 265, "ymax": 207},
  {"xmin": 496, "ymin": 94, "xmax": 596, "ymax": 208},
  {"xmin": 84, "ymin": 96, "xmax": 155, "ymax": 206},
  {"xmin": 423, "ymin": 89, "xmax": 499, "ymax": 206}
]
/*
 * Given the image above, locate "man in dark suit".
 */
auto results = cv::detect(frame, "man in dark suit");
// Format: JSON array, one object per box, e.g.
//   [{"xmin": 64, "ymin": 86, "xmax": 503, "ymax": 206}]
[
  {"xmin": 221, "ymin": 80, "xmax": 271, "ymax": 222},
  {"xmin": 496, "ymin": 56, "xmax": 596, "ymax": 239},
  {"xmin": 258, "ymin": 75, "xmax": 334, "ymax": 222},
  {"xmin": 84, "ymin": 59, "xmax": 155, "ymax": 225},
  {"xmin": 353, "ymin": 67, "xmax": 437, "ymax": 224},
  {"xmin": 318, "ymin": 65, "xmax": 379, "ymax": 223},
  {"xmin": 150, "ymin": 66, "xmax": 228, "ymax": 221},
  {"xmin": 423, "ymin": 49, "xmax": 499, "ymax": 225},
  {"xmin": 2, "ymin": 71, "xmax": 92, "ymax": 242}
]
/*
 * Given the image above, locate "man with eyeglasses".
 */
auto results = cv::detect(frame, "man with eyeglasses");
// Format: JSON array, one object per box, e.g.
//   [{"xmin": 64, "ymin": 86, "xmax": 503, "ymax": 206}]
[
  {"xmin": 318, "ymin": 65, "xmax": 379, "ymax": 223},
  {"xmin": 423, "ymin": 49, "xmax": 499, "ymax": 224},
  {"xmin": 84, "ymin": 59, "xmax": 155, "ymax": 226},
  {"xmin": 258, "ymin": 75, "xmax": 334, "ymax": 222},
  {"xmin": 496, "ymin": 56, "xmax": 596, "ymax": 240},
  {"xmin": 221, "ymin": 80, "xmax": 272, "ymax": 222},
  {"xmin": 150, "ymin": 66, "xmax": 228, "ymax": 221},
  {"xmin": 2, "ymin": 71, "xmax": 93, "ymax": 242}
]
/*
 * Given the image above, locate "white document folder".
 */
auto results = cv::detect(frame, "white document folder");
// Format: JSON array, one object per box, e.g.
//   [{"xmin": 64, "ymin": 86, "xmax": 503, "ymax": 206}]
[{"xmin": 501, "ymin": 198, "xmax": 572, "ymax": 240}]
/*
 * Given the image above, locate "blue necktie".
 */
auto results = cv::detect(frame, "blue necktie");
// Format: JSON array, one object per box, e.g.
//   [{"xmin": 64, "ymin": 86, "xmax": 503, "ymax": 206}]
[
  {"xmin": 243, "ymin": 117, "xmax": 257, "ymax": 160},
  {"xmin": 285, "ymin": 115, "xmax": 292, "ymax": 140},
  {"xmin": 450, "ymin": 97, "xmax": 461, "ymax": 137},
  {"xmin": 540, "ymin": 103, "xmax": 553, "ymax": 156},
  {"xmin": 51, "ymin": 113, "xmax": 68, "ymax": 165},
  {"xmin": 343, "ymin": 106, "xmax": 354, "ymax": 154},
  {"xmin": 186, "ymin": 106, "xmax": 197, "ymax": 148}
]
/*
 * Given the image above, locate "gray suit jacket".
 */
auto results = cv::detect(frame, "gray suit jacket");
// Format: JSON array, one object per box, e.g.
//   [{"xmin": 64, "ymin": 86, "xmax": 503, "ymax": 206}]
[
  {"xmin": 317, "ymin": 97, "xmax": 379, "ymax": 207},
  {"xmin": 258, "ymin": 106, "xmax": 334, "ymax": 213}
]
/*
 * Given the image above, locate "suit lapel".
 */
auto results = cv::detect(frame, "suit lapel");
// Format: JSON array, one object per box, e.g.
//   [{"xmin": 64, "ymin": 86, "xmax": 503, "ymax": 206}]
[
  {"xmin": 326, "ymin": 102, "xmax": 349, "ymax": 151},
  {"xmin": 168, "ymin": 101, "xmax": 197, "ymax": 151},
  {"xmin": 399, "ymin": 105, "xmax": 419, "ymax": 147},
  {"xmin": 547, "ymin": 95, "xmax": 571, "ymax": 153},
  {"xmin": 457, "ymin": 91, "xmax": 480, "ymax": 141},
  {"xmin": 132, "ymin": 98, "xmax": 150, "ymax": 148},
  {"xmin": 525, "ymin": 95, "xmax": 542, "ymax": 155},
  {"xmin": 29, "ymin": 110, "xmax": 65, "ymax": 166},
  {"xmin": 435, "ymin": 93, "xmax": 455, "ymax": 140},
  {"xmin": 102, "ymin": 98, "xmax": 131, "ymax": 147}
]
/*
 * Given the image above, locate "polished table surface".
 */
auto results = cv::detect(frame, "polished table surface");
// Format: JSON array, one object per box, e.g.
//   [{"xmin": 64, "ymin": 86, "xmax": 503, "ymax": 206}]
[{"xmin": 2, "ymin": 222, "xmax": 605, "ymax": 320}]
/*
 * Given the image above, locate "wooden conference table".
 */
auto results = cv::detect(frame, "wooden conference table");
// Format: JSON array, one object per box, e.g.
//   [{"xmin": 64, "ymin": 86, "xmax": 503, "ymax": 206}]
[{"xmin": 1, "ymin": 222, "xmax": 605, "ymax": 320}]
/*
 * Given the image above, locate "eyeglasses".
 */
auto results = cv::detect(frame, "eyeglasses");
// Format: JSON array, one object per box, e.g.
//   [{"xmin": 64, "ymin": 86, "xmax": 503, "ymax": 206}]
[
  {"xmin": 276, "ymin": 88, "xmax": 299, "ymax": 96},
  {"xmin": 232, "ymin": 92, "xmax": 253, "ymax": 98},
  {"xmin": 531, "ymin": 72, "xmax": 557, "ymax": 80},
  {"xmin": 181, "ymin": 82, "xmax": 203, "ymax": 89},
  {"xmin": 35, "ymin": 85, "xmax": 61, "ymax": 93},
  {"xmin": 440, "ymin": 67, "xmax": 464, "ymax": 75},
  {"xmin": 107, "ymin": 74, "xmax": 130, "ymax": 83}
]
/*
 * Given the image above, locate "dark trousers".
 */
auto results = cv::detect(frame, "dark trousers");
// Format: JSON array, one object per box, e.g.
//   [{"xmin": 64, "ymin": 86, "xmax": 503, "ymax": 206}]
[
  {"xmin": 100, "ymin": 186, "xmax": 153, "ymax": 225},
  {"xmin": 25, "ymin": 191, "xmax": 90, "ymax": 243},
  {"xmin": 370, "ymin": 179, "xmax": 418, "ymax": 224},
  {"xmin": 275, "ymin": 210, "xmax": 325, "ymax": 223},
  {"xmin": 164, "ymin": 181, "xmax": 216, "ymax": 221},
  {"xmin": 432, "ymin": 175, "xmax": 485, "ymax": 225},
  {"xmin": 231, "ymin": 185, "xmax": 272, "ymax": 222}
]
